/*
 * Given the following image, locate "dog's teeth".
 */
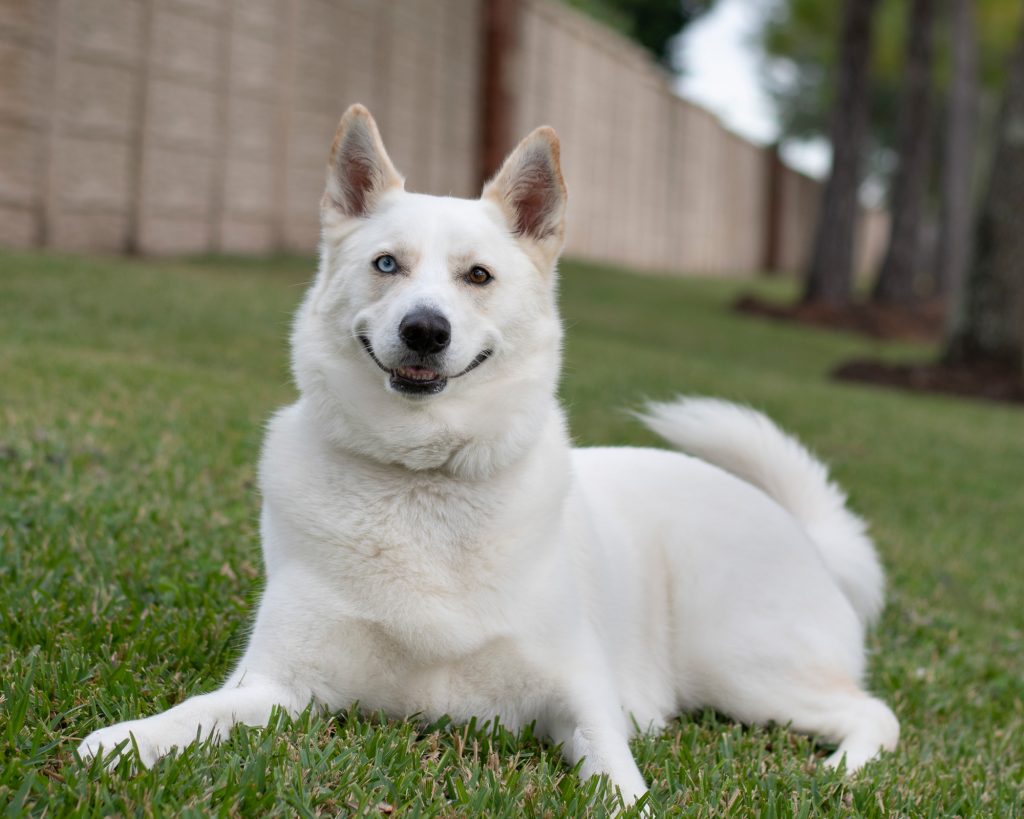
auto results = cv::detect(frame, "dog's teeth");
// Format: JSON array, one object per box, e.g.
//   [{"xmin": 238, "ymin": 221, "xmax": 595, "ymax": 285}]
[{"xmin": 398, "ymin": 367, "xmax": 438, "ymax": 381}]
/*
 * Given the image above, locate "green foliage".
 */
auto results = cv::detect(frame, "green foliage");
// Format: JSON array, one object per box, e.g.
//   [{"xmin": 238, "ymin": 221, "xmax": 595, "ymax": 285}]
[
  {"xmin": 2, "ymin": 250, "xmax": 1023, "ymax": 815},
  {"xmin": 760, "ymin": 0, "xmax": 1023, "ymax": 151},
  {"xmin": 563, "ymin": 0, "xmax": 716, "ymax": 65}
]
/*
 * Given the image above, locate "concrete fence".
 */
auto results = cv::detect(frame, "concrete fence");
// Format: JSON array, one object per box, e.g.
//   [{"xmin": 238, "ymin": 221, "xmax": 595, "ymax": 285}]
[{"xmin": 0, "ymin": 0, "xmax": 886, "ymax": 276}]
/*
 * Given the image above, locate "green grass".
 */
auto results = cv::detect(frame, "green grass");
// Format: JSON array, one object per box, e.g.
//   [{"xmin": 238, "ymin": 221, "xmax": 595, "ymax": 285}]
[{"xmin": 1, "ymin": 249, "xmax": 1022, "ymax": 817}]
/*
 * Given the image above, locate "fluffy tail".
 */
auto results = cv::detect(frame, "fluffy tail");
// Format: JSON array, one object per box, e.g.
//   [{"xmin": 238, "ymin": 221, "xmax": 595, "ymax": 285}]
[{"xmin": 638, "ymin": 397, "xmax": 884, "ymax": 626}]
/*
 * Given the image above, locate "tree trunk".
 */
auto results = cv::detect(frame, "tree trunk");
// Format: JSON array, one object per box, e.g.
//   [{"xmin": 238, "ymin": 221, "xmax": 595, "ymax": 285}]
[
  {"xmin": 871, "ymin": 0, "xmax": 938, "ymax": 305},
  {"xmin": 944, "ymin": 24, "xmax": 1024, "ymax": 374},
  {"xmin": 801, "ymin": 0, "xmax": 880, "ymax": 306},
  {"xmin": 935, "ymin": 0, "xmax": 978, "ymax": 301}
]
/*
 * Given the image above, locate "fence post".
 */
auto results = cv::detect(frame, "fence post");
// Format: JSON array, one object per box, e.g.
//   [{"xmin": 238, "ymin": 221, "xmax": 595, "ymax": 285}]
[
  {"xmin": 761, "ymin": 141, "xmax": 784, "ymax": 275},
  {"xmin": 124, "ymin": 0, "xmax": 154, "ymax": 254},
  {"xmin": 272, "ymin": 0, "xmax": 298, "ymax": 252},
  {"xmin": 39, "ymin": 0, "xmax": 70, "ymax": 249},
  {"xmin": 479, "ymin": 0, "xmax": 519, "ymax": 186}
]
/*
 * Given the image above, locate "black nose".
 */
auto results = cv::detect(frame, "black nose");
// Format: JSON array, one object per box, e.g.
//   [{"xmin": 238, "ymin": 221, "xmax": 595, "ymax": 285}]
[{"xmin": 399, "ymin": 308, "xmax": 451, "ymax": 355}]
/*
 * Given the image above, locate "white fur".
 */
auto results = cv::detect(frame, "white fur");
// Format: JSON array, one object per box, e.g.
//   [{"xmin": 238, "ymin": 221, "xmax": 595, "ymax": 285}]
[
  {"xmin": 639, "ymin": 398, "xmax": 886, "ymax": 626},
  {"xmin": 78, "ymin": 107, "xmax": 898, "ymax": 805}
]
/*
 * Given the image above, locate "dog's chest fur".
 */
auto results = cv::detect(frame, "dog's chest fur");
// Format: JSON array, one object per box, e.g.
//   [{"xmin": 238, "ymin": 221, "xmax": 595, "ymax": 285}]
[{"xmin": 258, "ymin": 401, "xmax": 569, "ymax": 665}]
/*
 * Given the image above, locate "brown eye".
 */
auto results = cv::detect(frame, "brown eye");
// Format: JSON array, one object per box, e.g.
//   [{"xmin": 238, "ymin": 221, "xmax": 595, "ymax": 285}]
[{"xmin": 466, "ymin": 266, "xmax": 493, "ymax": 286}]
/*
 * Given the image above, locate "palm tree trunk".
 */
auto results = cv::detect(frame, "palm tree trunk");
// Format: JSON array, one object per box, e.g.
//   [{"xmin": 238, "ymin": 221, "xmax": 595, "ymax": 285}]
[
  {"xmin": 871, "ymin": 0, "xmax": 938, "ymax": 305},
  {"xmin": 801, "ymin": 0, "xmax": 880, "ymax": 306},
  {"xmin": 944, "ymin": 22, "xmax": 1024, "ymax": 373},
  {"xmin": 935, "ymin": 0, "xmax": 978, "ymax": 301}
]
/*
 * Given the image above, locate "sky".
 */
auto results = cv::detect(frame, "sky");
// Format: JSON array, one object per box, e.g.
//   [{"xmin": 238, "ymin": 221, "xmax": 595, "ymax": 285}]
[{"xmin": 673, "ymin": 0, "xmax": 831, "ymax": 180}]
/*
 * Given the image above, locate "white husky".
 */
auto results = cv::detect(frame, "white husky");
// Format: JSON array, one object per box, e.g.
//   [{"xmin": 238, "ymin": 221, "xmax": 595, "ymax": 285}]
[{"xmin": 79, "ymin": 105, "xmax": 898, "ymax": 804}]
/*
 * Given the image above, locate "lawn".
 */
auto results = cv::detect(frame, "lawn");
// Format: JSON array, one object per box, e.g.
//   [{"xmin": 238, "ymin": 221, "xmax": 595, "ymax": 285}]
[{"xmin": 1, "ymin": 249, "xmax": 1022, "ymax": 817}]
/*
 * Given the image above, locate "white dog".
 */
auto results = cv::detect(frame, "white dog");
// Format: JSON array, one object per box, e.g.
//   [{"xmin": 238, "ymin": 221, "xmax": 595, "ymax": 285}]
[{"xmin": 79, "ymin": 105, "xmax": 899, "ymax": 805}]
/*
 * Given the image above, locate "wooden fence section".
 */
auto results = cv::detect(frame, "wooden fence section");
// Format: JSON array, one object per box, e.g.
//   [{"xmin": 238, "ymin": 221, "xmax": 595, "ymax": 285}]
[
  {"xmin": 0, "ymin": 0, "xmax": 481, "ymax": 255},
  {"xmin": 511, "ymin": 0, "xmax": 887, "ymax": 275},
  {"xmin": 0, "ymin": 0, "xmax": 886, "ymax": 275}
]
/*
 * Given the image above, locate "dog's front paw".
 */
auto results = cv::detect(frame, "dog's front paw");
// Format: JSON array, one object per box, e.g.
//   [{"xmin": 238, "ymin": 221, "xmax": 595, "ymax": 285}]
[
  {"xmin": 77, "ymin": 720, "xmax": 172, "ymax": 770},
  {"xmin": 614, "ymin": 782, "xmax": 651, "ymax": 815}
]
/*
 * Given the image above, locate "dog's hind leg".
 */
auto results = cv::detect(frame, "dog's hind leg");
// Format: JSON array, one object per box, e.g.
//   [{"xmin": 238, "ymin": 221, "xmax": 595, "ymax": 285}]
[
  {"xmin": 710, "ymin": 674, "xmax": 899, "ymax": 774},
  {"xmin": 77, "ymin": 671, "xmax": 312, "ymax": 769},
  {"xmin": 819, "ymin": 693, "xmax": 900, "ymax": 772}
]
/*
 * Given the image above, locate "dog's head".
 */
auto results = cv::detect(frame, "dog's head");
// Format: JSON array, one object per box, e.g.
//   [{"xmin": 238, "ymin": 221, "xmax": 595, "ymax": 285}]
[{"xmin": 292, "ymin": 105, "xmax": 567, "ymax": 472}]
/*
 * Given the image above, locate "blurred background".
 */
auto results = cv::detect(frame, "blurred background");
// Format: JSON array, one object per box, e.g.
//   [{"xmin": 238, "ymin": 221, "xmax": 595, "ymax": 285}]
[
  {"xmin": 0, "ymin": 0, "xmax": 895, "ymax": 270},
  {"xmin": 2, "ymin": 0, "xmax": 1023, "ymax": 388}
]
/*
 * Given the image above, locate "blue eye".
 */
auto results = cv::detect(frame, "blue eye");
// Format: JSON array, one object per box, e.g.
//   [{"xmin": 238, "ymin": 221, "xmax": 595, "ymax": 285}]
[{"xmin": 374, "ymin": 254, "xmax": 398, "ymax": 274}]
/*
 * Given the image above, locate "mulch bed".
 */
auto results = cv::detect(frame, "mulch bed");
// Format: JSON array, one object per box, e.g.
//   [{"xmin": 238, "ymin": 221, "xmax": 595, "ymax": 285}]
[
  {"xmin": 734, "ymin": 294, "xmax": 1024, "ymax": 406},
  {"xmin": 834, "ymin": 359, "xmax": 1024, "ymax": 406},
  {"xmin": 734, "ymin": 294, "xmax": 946, "ymax": 343}
]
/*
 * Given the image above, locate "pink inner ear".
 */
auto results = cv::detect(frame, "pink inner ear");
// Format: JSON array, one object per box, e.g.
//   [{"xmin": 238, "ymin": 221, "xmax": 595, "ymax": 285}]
[
  {"xmin": 336, "ymin": 140, "xmax": 382, "ymax": 217},
  {"xmin": 342, "ymin": 150, "xmax": 376, "ymax": 217},
  {"xmin": 509, "ymin": 151, "xmax": 560, "ymax": 239}
]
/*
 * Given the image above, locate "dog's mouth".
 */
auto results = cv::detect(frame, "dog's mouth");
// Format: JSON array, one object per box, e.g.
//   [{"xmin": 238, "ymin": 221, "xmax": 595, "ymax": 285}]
[{"xmin": 358, "ymin": 336, "xmax": 491, "ymax": 396}]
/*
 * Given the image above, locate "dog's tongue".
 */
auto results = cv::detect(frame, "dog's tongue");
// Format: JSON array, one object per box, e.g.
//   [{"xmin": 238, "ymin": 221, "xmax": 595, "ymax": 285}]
[{"xmin": 396, "ymin": 365, "xmax": 439, "ymax": 382}]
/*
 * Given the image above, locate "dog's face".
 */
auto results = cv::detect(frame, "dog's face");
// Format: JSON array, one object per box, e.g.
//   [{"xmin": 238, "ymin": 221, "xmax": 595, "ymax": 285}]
[
  {"xmin": 291, "ymin": 105, "xmax": 568, "ymax": 468},
  {"xmin": 327, "ymin": 191, "xmax": 539, "ymax": 399}
]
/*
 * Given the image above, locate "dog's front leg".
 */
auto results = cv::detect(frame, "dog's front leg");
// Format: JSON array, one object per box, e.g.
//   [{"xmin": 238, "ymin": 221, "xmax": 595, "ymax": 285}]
[
  {"xmin": 564, "ymin": 722, "xmax": 648, "ymax": 806},
  {"xmin": 549, "ymin": 681, "xmax": 649, "ymax": 807},
  {"xmin": 77, "ymin": 672, "xmax": 311, "ymax": 769}
]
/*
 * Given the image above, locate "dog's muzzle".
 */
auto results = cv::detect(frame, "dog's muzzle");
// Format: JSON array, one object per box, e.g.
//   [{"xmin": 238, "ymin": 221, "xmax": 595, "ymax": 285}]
[{"xmin": 358, "ymin": 335, "xmax": 491, "ymax": 396}]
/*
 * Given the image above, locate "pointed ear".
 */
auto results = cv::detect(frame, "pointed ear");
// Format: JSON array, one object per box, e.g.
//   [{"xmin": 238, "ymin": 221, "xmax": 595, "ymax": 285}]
[
  {"xmin": 323, "ymin": 104, "xmax": 403, "ymax": 219},
  {"xmin": 482, "ymin": 126, "xmax": 567, "ymax": 252}
]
